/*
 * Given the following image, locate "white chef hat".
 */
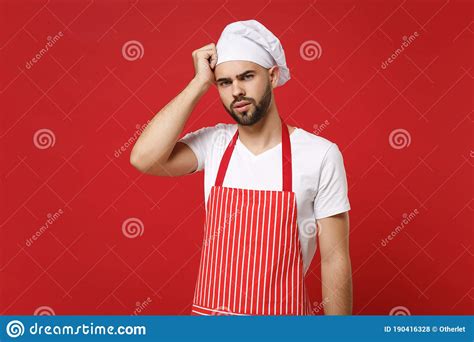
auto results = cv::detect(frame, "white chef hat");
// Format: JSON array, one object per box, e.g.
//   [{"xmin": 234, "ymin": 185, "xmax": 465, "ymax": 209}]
[{"xmin": 216, "ymin": 19, "xmax": 290, "ymax": 87}]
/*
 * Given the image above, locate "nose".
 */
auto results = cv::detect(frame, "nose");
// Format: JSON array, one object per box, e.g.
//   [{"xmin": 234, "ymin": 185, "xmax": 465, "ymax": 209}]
[{"xmin": 231, "ymin": 80, "xmax": 245, "ymax": 99}]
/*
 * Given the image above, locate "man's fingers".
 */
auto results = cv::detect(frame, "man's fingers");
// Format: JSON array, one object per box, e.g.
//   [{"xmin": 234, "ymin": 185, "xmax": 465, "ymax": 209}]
[
  {"xmin": 196, "ymin": 43, "xmax": 216, "ymax": 52},
  {"xmin": 196, "ymin": 48, "xmax": 216, "ymax": 58},
  {"xmin": 192, "ymin": 43, "xmax": 217, "ymax": 82},
  {"xmin": 201, "ymin": 42, "xmax": 216, "ymax": 49},
  {"xmin": 196, "ymin": 49, "xmax": 218, "ymax": 67},
  {"xmin": 195, "ymin": 43, "xmax": 216, "ymax": 53},
  {"xmin": 209, "ymin": 53, "xmax": 218, "ymax": 69}
]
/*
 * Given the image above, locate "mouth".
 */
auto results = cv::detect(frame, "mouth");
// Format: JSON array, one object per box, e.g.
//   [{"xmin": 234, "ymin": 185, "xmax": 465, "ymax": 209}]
[
  {"xmin": 233, "ymin": 101, "xmax": 251, "ymax": 108},
  {"xmin": 233, "ymin": 101, "xmax": 251, "ymax": 113}
]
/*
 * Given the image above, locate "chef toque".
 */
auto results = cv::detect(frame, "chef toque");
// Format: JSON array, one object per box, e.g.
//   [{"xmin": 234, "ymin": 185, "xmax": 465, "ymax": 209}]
[{"xmin": 216, "ymin": 19, "xmax": 290, "ymax": 87}]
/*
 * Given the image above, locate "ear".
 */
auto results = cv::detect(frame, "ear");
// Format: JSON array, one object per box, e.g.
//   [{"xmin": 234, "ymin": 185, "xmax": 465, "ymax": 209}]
[{"xmin": 268, "ymin": 66, "xmax": 280, "ymax": 88}]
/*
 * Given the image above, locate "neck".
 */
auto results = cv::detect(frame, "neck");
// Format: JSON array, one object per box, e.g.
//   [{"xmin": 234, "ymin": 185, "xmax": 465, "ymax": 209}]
[{"xmin": 237, "ymin": 102, "xmax": 282, "ymax": 154}]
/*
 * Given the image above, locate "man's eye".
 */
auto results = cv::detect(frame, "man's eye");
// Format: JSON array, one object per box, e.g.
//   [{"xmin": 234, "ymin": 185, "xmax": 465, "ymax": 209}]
[
  {"xmin": 219, "ymin": 81, "xmax": 230, "ymax": 86},
  {"xmin": 244, "ymin": 74, "xmax": 254, "ymax": 79}
]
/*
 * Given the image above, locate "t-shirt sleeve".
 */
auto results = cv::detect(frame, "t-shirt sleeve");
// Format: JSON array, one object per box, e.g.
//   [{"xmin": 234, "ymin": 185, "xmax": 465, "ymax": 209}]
[
  {"xmin": 314, "ymin": 143, "xmax": 351, "ymax": 219},
  {"xmin": 178, "ymin": 125, "xmax": 216, "ymax": 173}
]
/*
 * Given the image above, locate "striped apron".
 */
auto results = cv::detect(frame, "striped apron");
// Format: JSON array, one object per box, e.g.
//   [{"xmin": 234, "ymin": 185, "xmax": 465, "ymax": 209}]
[{"xmin": 191, "ymin": 117, "xmax": 312, "ymax": 316}]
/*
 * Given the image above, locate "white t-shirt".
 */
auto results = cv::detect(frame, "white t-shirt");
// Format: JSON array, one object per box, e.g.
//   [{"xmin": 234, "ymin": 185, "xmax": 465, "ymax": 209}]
[{"xmin": 179, "ymin": 123, "xmax": 351, "ymax": 275}]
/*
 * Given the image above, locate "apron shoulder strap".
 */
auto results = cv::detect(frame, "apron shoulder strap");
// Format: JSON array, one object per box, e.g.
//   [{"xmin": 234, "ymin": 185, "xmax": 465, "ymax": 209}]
[
  {"xmin": 281, "ymin": 118, "xmax": 292, "ymax": 192},
  {"xmin": 214, "ymin": 129, "xmax": 239, "ymax": 188}
]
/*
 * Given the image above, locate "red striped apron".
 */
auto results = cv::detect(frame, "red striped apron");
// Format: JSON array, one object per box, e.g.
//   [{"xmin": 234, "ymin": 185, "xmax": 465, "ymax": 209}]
[{"xmin": 191, "ymin": 117, "xmax": 312, "ymax": 316}]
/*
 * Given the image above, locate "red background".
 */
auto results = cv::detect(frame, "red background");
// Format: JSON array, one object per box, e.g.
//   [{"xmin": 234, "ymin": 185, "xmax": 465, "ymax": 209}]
[{"xmin": 0, "ymin": 0, "xmax": 472, "ymax": 315}]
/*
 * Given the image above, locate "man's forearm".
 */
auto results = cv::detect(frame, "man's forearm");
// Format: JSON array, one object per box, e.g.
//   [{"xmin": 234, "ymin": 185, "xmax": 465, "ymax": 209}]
[
  {"xmin": 321, "ymin": 257, "xmax": 353, "ymax": 315},
  {"xmin": 130, "ymin": 77, "xmax": 209, "ymax": 169}
]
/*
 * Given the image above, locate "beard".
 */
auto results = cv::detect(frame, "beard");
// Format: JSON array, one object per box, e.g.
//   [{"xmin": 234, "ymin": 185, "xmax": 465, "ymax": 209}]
[{"xmin": 224, "ymin": 81, "xmax": 272, "ymax": 126}]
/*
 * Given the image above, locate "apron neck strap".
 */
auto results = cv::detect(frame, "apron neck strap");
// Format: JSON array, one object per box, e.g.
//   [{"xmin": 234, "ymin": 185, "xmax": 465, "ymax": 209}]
[{"xmin": 214, "ymin": 116, "xmax": 293, "ymax": 192}]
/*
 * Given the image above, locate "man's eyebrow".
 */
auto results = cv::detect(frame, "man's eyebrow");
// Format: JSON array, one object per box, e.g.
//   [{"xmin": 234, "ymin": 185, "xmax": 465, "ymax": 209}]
[{"xmin": 216, "ymin": 70, "xmax": 256, "ymax": 83}]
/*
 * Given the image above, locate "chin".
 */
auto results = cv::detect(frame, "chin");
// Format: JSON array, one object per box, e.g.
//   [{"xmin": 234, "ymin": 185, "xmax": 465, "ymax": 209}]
[{"xmin": 232, "ymin": 111, "xmax": 264, "ymax": 126}]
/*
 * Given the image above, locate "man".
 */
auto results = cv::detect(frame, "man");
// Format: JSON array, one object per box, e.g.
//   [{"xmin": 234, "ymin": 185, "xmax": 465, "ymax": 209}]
[{"xmin": 130, "ymin": 20, "xmax": 352, "ymax": 316}]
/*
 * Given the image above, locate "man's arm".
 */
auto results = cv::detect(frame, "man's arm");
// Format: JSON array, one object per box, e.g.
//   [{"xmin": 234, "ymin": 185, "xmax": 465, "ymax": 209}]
[
  {"xmin": 130, "ymin": 43, "xmax": 217, "ymax": 176},
  {"xmin": 318, "ymin": 211, "xmax": 353, "ymax": 315}
]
